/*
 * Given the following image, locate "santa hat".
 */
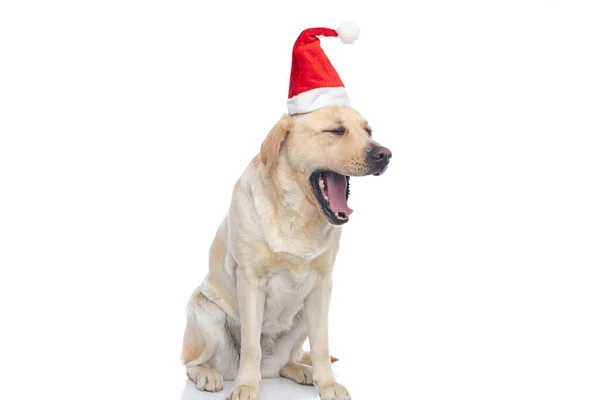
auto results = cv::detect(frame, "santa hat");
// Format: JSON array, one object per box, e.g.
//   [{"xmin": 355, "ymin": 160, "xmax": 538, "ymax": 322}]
[{"xmin": 287, "ymin": 21, "xmax": 360, "ymax": 115}]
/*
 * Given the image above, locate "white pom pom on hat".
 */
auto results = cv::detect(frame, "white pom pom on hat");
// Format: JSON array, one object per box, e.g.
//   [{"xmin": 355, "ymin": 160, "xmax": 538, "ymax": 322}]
[{"xmin": 336, "ymin": 21, "xmax": 360, "ymax": 44}]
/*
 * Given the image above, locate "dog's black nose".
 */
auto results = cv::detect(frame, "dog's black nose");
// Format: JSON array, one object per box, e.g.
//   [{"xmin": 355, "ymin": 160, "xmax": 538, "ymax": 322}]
[
  {"xmin": 370, "ymin": 146, "xmax": 392, "ymax": 163},
  {"xmin": 369, "ymin": 146, "xmax": 392, "ymax": 175}
]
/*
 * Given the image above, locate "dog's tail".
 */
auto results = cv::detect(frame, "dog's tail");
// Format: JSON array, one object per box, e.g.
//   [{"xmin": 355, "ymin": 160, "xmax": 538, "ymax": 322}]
[{"xmin": 297, "ymin": 351, "xmax": 339, "ymax": 366}]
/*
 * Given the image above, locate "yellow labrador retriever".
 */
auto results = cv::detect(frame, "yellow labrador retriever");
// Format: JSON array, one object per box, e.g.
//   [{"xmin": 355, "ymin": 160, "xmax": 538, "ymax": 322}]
[{"xmin": 182, "ymin": 105, "xmax": 391, "ymax": 400}]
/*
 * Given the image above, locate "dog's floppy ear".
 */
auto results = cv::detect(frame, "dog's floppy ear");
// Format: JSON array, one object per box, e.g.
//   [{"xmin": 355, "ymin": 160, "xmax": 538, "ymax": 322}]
[{"xmin": 260, "ymin": 114, "xmax": 292, "ymax": 177}]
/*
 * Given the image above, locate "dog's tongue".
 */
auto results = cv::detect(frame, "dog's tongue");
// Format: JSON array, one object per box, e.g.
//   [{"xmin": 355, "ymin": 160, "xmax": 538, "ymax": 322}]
[{"xmin": 323, "ymin": 172, "xmax": 353, "ymax": 216}]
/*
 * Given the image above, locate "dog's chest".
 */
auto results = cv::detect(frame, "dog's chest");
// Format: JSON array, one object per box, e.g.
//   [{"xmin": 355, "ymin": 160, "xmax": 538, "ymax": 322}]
[{"xmin": 261, "ymin": 268, "xmax": 318, "ymax": 335}]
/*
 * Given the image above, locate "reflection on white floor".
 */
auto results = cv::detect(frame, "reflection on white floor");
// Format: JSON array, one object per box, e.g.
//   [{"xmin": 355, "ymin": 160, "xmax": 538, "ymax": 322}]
[{"xmin": 180, "ymin": 377, "xmax": 320, "ymax": 400}]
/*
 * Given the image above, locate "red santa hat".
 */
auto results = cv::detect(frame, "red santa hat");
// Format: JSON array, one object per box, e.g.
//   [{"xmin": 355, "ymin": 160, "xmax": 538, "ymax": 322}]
[{"xmin": 287, "ymin": 21, "xmax": 360, "ymax": 115}]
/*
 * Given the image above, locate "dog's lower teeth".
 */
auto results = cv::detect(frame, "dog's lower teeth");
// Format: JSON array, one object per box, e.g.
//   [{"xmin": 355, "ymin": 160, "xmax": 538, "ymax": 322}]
[
  {"xmin": 319, "ymin": 178, "xmax": 325, "ymax": 189},
  {"xmin": 323, "ymin": 194, "xmax": 329, "ymax": 201},
  {"xmin": 334, "ymin": 212, "xmax": 347, "ymax": 219}
]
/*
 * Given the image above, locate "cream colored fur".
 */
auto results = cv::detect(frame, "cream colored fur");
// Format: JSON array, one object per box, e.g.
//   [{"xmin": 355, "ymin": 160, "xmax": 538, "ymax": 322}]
[{"xmin": 182, "ymin": 106, "xmax": 387, "ymax": 400}]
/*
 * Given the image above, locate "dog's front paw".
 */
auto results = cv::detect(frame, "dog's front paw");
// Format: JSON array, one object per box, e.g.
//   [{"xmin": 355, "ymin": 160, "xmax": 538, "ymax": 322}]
[
  {"xmin": 227, "ymin": 384, "xmax": 259, "ymax": 400},
  {"xmin": 316, "ymin": 382, "xmax": 351, "ymax": 400}
]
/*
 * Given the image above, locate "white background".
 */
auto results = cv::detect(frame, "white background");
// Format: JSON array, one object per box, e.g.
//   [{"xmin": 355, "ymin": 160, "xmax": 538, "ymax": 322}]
[{"xmin": 1, "ymin": 1, "xmax": 599, "ymax": 399}]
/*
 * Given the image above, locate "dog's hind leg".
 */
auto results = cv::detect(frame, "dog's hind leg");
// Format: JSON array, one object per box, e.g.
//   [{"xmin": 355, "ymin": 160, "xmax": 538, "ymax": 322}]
[
  {"xmin": 182, "ymin": 288, "xmax": 239, "ymax": 392},
  {"xmin": 279, "ymin": 328, "xmax": 318, "ymax": 385},
  {"xmin": 259, "ymin": 310, "xmax": 315, "ymax": 386},
  {"xmin": 296, "ymin": 350, "xmax": 339, "ymax": 366},
  {"xmin": 279, "ymin": 310, "xmax": 338, "ymax": 385}
]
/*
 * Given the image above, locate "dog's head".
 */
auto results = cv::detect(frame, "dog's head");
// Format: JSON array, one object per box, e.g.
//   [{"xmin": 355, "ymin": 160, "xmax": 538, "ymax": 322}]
[{"xmin": 260, "ymin": 105, "xmax": 392, "ymax": 225}]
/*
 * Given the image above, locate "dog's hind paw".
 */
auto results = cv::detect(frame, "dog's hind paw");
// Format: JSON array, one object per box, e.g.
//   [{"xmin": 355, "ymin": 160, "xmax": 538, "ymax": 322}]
[
  {"xmin": 280, "ymin": 361, "xmax": 314, "ymax": 385},
  {"xmin": 186, "ymin": 365, "xmax": 223, "ymax": 392}
]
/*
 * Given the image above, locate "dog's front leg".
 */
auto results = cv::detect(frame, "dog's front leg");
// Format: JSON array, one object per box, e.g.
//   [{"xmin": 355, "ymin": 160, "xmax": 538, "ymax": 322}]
[
  {"xmin": 305, "ymin": 275, "xmax": 351, "ymax": 400},
  {"xmin": 228, "ymin": 269, "xmax": 265, "ymax": 400}
]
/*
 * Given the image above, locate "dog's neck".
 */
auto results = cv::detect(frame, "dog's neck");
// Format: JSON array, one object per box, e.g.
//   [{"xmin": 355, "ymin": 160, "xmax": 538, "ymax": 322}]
[{"xmin": 268, "ymin": 157, "xmax": 324, "ymax": 222}]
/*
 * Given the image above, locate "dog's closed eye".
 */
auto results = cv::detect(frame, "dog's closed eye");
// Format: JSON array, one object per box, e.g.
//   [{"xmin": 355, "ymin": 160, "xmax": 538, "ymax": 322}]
[{"xmin": 323, "ymin": 126, "xmax": 346, "ymax": 136}]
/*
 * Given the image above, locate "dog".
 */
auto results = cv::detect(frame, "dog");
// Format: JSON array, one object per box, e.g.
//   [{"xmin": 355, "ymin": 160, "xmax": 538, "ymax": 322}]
[{"xmin": 181, "ymin": 105, "xmax": 391, "ymax": 400}]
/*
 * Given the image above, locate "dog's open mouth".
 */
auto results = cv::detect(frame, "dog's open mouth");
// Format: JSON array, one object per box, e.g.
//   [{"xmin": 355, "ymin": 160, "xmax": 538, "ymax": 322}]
[{"xmin": 310, "ymin": 171, "xmax": 352, "ymax": 225}]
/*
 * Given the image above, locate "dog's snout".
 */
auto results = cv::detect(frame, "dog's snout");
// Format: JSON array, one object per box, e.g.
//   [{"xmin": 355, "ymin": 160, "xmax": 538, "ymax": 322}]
[
  {"xmin": 368, "ymin": 145, "xmax": 392, "ymax": 176},
  {"xmin": 370, "ymin": 146, "xmax": 392, "ymax": 163}
]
